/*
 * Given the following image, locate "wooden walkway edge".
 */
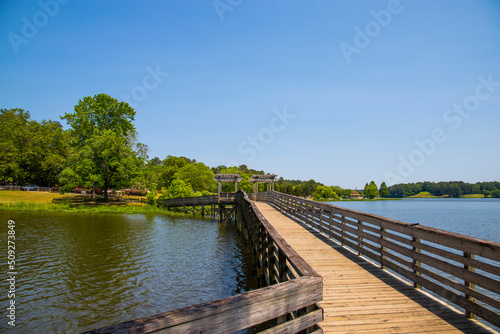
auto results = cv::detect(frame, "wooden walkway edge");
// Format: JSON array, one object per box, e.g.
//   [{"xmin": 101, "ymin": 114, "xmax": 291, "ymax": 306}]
[{"xmin": 254, "ymin": 202, "xmax": 497, "ymax": 334}]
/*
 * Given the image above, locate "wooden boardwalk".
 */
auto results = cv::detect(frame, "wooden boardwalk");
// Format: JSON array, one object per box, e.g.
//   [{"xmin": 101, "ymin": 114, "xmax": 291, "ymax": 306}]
[{"xmin": 254, "ymin": 202, "xmax": 496, "ymax": 334}]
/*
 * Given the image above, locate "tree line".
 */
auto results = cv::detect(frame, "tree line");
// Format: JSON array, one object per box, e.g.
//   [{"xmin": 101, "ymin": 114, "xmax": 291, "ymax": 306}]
[
  {"xmin": 1, "ymin": 95, "xmax": 328, "ymax": 201},
  {"xmin": 2, "ymin": 95, "xmax": 498, "ymax": 201},
  {"xmin": 387, "ymin": 181, "xmax": 500, "ymax": 198}
]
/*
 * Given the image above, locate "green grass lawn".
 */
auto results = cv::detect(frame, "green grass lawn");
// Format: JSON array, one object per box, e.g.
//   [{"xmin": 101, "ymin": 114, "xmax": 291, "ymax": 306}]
[
  {"xmin": 460, "ymin": 194, "xmax": 485, "ymax": 198},
  {"xmin": 408, "ymin": 191, "xmax": 441, "ymax": 198},
  {"xmin": 0, "ymin": 190, "xmax": 77, "ymax": 203},
  {"xmin": 0, "ymin": 190, "xmax": 166, "ymax": 214}
]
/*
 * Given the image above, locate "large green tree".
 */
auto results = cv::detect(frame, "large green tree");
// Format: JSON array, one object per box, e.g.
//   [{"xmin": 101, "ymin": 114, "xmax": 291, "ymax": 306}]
[
  {"xmin": 0, "ymin": 109, "xmax": 68, "ymax": 186},
  {"xmin": 313, "ymin": 186, "xmax": 338, "ymax": 200},
  {"xmin": 174, "ymin": 162, "xmax": 216, "ymax": 192},
  {"xmin": 0, "ymin": 108, "xmax": 32, "ymax": 185},
  {"xmin": 364, "ymin": 181, "xmax": 378, "ymax": 199},
  {"xmin": 379, "ymin": 182, "xmax": 389, "ymax": 198},
  {"xmin": 60, "ymin": 94, "xmax": 141, "ymax": 201},
  {"xmin": 159, "ymin": 178, "xmax": 196, "ymax": 199},
  {"xmin": 159, "ymin": 155, "xmax": 190, "ymax": 189}
]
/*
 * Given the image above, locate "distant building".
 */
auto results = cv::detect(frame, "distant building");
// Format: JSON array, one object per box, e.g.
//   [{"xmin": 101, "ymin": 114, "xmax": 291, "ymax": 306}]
[{"xmin": 349, "ymin": 191, "xmax": 363, "ymax": 199}]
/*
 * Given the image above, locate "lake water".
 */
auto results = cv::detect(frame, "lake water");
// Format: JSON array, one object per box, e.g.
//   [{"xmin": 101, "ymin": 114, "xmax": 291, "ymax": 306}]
[
  {"xmin": 1, "ymin": 199, "xmax": 498, "ymax": 333},
  {"xmin": 325, "ymin": 198, "xmax": 500, "ymax": 331},
  {"xmin": 326, "ymin": 198, "xmax": 500, "ymax": 243},
  {"xmin": 0, "ymin": 211, "xmax": 257, "ymax": 334}
]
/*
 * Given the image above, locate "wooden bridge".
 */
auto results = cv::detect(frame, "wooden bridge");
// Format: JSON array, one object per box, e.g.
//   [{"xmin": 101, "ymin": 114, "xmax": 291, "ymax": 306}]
[{"xmin": 85, "ymin": 191, "xmax": 500, "ymax": 334}]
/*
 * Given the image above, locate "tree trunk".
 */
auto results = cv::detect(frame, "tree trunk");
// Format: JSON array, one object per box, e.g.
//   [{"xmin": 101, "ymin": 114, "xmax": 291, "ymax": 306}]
[
  {"xmin": 91, "ymin": 185, "xmax": 96, "ymax": 202},
  {"xmin": 104, "ymin": 182, "xmax": 109, "ymax": 202}
]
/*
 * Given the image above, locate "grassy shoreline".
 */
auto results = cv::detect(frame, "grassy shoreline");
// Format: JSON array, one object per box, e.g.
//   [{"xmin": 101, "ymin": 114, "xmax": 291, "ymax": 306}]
[
  {"xmin": 0, "ymin": 190, "xmax": 178, "ymax": 215},
  {"xmin": 408, "ymin": 191, "xmax": 488, "ymax": 199},
  {"xmin": 0, "ymin": 201, "xmax": 179, "ymax": 215}
]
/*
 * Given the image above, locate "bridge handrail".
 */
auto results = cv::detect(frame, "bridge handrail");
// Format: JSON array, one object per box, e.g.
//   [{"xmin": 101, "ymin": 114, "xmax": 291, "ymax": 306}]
[
  {"xmin": 83, "ymin": 191, "xmax": 323, "ymax": 333},
  {"xmin": 257, "ymin": 190, "xmax": 500, "ymax": 329},
  {"xmin": 160, "ymin": 193, "xmax": 238, "ymax": 208},
  {"xmin": 161, "ymin": 195, "xmax": 218, "ymax": 207}
]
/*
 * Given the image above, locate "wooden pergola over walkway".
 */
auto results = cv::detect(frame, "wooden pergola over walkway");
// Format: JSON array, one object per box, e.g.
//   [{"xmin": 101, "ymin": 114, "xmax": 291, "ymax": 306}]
[
  {"xmin": 213, "ymin": 174, "xmax": 242, "ymax": 202},
  {"xmin": 250, "ymin": 174, "xmax": 277, "ymax": 194}
]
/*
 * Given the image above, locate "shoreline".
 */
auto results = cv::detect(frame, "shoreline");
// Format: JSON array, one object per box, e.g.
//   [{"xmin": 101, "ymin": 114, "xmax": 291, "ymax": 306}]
[
  {"xmin": 315, "ymin": 198, "xmax": 402, "ymax": 202},
  {"xmin": 0, "ymin": 201, "xmax": 178, "ymax": 215}
]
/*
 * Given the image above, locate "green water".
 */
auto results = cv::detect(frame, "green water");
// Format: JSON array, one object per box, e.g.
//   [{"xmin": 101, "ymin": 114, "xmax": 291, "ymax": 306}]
[{"xmin": 0, "ymin": 211, "xmax": 257, "ymax": 333}]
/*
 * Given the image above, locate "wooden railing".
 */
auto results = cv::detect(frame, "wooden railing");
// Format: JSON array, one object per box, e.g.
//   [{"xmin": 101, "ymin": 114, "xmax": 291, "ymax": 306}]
[
  {"xmin": 160, "ymin": 194, "xmax": 218, "ymax": 208},
  {"xmin": 83, "ymin": 191, "xmax": 323, "ymax": 333},
  {"xmin": 160, "ymin": 193, "xmax": 238, "ymax": 208},
  {"xmin": 257, "ymin": 191, "xmax": 500, "ymax": 329}
]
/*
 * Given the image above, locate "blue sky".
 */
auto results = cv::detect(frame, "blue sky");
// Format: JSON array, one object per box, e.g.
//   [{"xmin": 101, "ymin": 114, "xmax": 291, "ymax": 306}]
[{"xmin": 1, "ymin": 0, "xmax": 499, "ymax": 189}]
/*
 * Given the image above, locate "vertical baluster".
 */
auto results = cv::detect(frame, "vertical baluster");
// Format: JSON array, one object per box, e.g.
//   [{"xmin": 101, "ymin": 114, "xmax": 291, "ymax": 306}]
[
  {"xmin": 464, "ymin": 252, "xmax": 477, "ymax": 319},
  {"xmin": 380, "ymin": 226, "xmax": 387, "ymax": 269},
  {"xmin": 358, "ymin": 220, "xmax": 363, "ymax": 256},
  {"xmin": 413, "ymin": 237, "xmax": 422, "ymax": 289},
  {"xmin": 341, "ymin": 215, "xmax": 346, "ymax": 246},
  {"xmin": 269, "ymin": 239, "xmax": 277, "ymax": 285}
]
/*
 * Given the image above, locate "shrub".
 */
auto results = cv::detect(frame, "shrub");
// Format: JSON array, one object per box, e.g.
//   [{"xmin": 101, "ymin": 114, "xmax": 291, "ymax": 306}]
[{"xmin": 146, "ymin": 192, "xmax": 157, "ymax": 206}]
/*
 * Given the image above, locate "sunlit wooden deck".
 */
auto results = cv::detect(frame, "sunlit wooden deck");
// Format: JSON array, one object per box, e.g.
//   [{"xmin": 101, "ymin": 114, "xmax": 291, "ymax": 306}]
[{"xmin": 254, "ymin": 202, "xmax": 495, "ymax": 333}]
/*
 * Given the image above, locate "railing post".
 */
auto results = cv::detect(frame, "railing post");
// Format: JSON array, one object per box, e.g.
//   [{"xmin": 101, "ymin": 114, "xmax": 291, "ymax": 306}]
[
  {"xmin": 412, "ymin": 237, "xmax": 422, "ymax": 289},
  {"xmin": 269, "ymin": 239, "xmax": 277, "ymax": 285},
  {"xmin": 358, "ymin": 220, "xmax": 363, "ymax": 256},
  {"xmin": 278, "ymin": 250, "xmax": 287, "ymax": 282},
  {"xmin": 262, "ymin": 227, "xmax": 270, "ymax": 286},
  {"xmin": 341, "ymin": 215, "xmax": 346, "ymax": 246},
  {"xmin": 464, "ymin": 252, "xmax": 477, "ymax": 319},
  {"xmin": 380, "ymin": 226, "xmax": 387, "ymax": 269},
  {"xmin": 318, "ymin": 207, "xmax": 324, "ymax": 234}
]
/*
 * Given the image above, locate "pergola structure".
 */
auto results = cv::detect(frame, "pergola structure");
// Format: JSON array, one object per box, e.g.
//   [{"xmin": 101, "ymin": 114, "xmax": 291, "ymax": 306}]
[
  {"xmin": 250, "ymin": 174, "xmax": 277, "ymax": 194},
  {"xmin": 213, "ymin": 174, "xmax": 242, "ymax": 201}
]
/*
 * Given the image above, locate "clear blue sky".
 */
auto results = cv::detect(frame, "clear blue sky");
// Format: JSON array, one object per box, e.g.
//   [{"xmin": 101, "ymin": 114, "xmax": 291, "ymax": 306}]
[{"xmin": 1, "ymin": 0, "xmax": 499, "ymax": 189}]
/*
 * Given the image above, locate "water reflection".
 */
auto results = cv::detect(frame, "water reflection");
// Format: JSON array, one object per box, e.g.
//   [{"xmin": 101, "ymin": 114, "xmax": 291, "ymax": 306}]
[{"xmin": 0, "ymin": 211, "xmax": 257, "ymax": 334}]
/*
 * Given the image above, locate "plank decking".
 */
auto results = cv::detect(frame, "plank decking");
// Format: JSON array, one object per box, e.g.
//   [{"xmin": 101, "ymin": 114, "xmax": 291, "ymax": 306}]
[{"xmin": 254, "ymin": 201, "xmax": 496, "ymax": 334}]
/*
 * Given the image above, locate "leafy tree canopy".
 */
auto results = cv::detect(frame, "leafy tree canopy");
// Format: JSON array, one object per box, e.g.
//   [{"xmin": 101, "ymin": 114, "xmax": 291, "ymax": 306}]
[
  {"xmin": 387, "ymin": 181, "xmax": 500, "ymax": 198},
  {"xmin": 60, "ymin": 94, "xmax": 141, "ymax": 201},
  {"xmin": 61, "ymin": 93, "xmax": 136, "ymax": 145},
  {"xmin": 379, "ymin": 182, "xmax": 389, "ymax": 198},
  {"xmin": 159, "ymin": 178, "xmax": 196, "ymax": 199},
  {"xmin": 174, "ymin": 162, "xmax": 216, "ymax": 192},
  {"xmin": 364, "ymin": 181, "xmax": 378, "ymax": 199},
  {"xmin": 0, "ymin": 108, "xmax": 68, "ymax": 186}
]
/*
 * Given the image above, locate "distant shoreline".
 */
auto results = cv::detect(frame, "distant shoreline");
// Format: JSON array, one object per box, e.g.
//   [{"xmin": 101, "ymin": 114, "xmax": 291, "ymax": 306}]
[
  {"xmin": 314, "ymin": 192, "xmax": 494, "ymax": 202},
  {"xmin": 407, "ymin": 192, "xmax": 489, "ymax": 199},
  {"xmin": 315, "ymin": 198, "xmax": 401, "ymax": 202}
]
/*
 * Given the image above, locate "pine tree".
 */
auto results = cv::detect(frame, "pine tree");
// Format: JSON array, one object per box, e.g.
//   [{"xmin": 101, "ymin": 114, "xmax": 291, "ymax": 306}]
[{"xmin": 379, "ymin": 182, "xmax": 389, "ymax": 198}]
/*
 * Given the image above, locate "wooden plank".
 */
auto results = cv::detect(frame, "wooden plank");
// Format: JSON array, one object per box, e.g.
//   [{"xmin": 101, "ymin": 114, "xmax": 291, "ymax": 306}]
[
  {"xmin": 272, "ymin": 192, "xmax": 500, "ymax": 261},
  {"xmin": 84, "ymin": 276, "xmax": 322, "ymax": 334},
  {"xmin": 254, "ymin": 198, "xmax": 499, "ymax": 333},
  {"xmin": 260, "ymin": 308, "xmax": 323, "ymax": 334}
]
